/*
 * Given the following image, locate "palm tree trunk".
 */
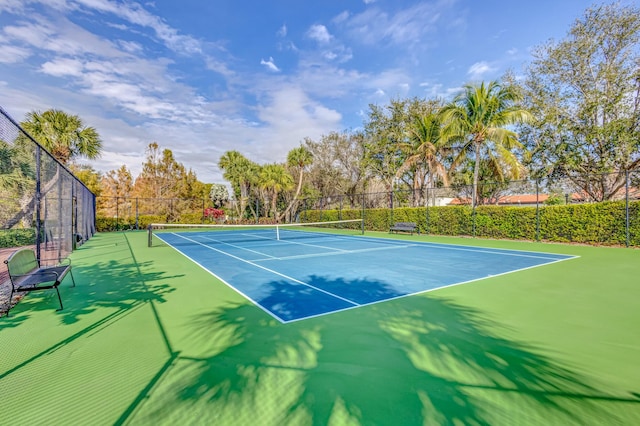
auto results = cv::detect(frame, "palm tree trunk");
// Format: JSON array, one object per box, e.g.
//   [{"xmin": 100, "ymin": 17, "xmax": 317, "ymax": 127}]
[
  {"xmin": 271, "ymin": 193, "xmax": 278, "ymax": 221},
  {"xmin": 280, "ymin": 171, "xmax": 304, "ymax": 222},
  {"xmin": 472, "ymin": 141, "xmax": 481, "ymax": 208}
]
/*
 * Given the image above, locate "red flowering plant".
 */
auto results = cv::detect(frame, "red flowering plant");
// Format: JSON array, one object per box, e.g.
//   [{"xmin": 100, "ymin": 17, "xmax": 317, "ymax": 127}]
[{"xmin": 204, "ymin": 207, "xmax": 225, "ymax": 222}]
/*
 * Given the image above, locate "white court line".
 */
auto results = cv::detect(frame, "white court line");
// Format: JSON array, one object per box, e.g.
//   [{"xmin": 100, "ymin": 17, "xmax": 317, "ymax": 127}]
[
  {"xmin": 275, "ymin": 238, "xmax": 350, "ymax": 252},
  {"xmin": 195, "ymin": 232, "xmax": 278, "ymax": 259},
  {"xmin": 252, "ymin": 244, "xmax": 417, "ymax": 262},
  {"xmin": 346, "ymin": 235, "xmax": 576, "ymax": 261},
  {"xmin": 428, "ymin": 246, "xmax": 567, "ymax": 260},
  {"xmin": 169, "ymin": 232, "xmax": 360, "ymax": 307},
  {"xmin": 157, "ymin": 232, "xmax": 578, "ymax": 324},
  {"xmin": 281, "ymin": 254, "xmax": 578, "ymax": 324},
  {"xmin": 198, "ymin": 231, "xmax": 352, "ymax": 257}
]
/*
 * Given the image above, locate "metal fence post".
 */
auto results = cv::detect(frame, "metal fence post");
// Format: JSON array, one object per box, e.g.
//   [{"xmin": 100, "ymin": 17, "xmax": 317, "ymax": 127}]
[
  {"xmin": 425, "ymin": 187, "xmax": 430, "ymax": 235},
  {"xmin": 35, "ymin": 145, "xmax": 42, "ymax": 261},
  {"xmin": 56, "ymin": 166, "xmax": 62, "ymax": 260},
  {"xmin": 626, "ymin": 170, "xmax": 630, "ymax": 248},
  {"xmin": 389, "ymin": 190, "xmax": 394, "ymax": 226},
  {"xmin": 535, "ymin": 178, "xmax": 540, "ymax": 242},
  {"xmin": 472, "ymin": 204, "xmax": 476, "ymax": 238},
  {"xmin": 361, "ymin": 192, "xmax": 365, "ymax": 234}
]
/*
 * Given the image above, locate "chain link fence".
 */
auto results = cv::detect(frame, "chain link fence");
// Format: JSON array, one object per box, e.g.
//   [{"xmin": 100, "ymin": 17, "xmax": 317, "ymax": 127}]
[
  {"xmin": 97, "ymin": 196, "xmax": 214, "ymax": 230},
  {"xmin": 0, "ymin": 106, "xmax": 96, "ymax": 264},
  {"xmin": 95, "ymin": 170, "xmax": 639, "ymax": 247},
  {"xmin": 299, "ymin": 171, "xmax": 640, "ymax": 247}
]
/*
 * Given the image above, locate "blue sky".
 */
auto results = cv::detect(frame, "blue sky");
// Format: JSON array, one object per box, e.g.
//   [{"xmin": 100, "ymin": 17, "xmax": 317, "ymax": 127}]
[{"xmin": 0, "ymin": 0, "xmax": 604, "ymax": 183}]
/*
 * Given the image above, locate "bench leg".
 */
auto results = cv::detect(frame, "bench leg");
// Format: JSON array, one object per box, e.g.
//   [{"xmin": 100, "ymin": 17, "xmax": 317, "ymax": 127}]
[
  {"xmin": 6, "ymin": 288, "xmax": 15, "ymax": 317},
  {"xmin": 55, "ymin": 286, "xmax": 64, "ymax": 311},
  {"xmin": 69, "ymin": 270, "xmax": 76, "ymax": 287}
]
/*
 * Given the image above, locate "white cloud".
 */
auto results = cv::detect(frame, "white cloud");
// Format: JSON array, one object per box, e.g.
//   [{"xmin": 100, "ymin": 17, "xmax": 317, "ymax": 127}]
[
  {"xmin": 118, "ymin": 40, "xmax": 144, "ymax": 54},
  {"xmin": 335, "ymin": 1, "xmax": 457, "ymax": 46},
  {"xmin": 419, "ymin": 81, "xmax": 462, "ymax": 100},
  {"xmin": 41, "ymin": 58, "xmax": 84, "ymax": 77},
  {"xmin": 467, "ymin": 61, "xmax": 497, "ymax": 80},
  {"xmin": 260, "ymin": 57, "xmax": 280, "ymax": 72},
  {"xmin": 306, "ymin": 24, "xmax": 332, "ymax": 44},
  {"xmin": 256, "ymin": 86, "xmax": 342, "ymax": 160},
  {"xmin": 0, "ymin": 44, "xmax": 32, "ymax": 63},
  {"xmin": 320, "ymin": 45, "xmax": 353, "ymax": 63},
  {"xmin": 333, "ymin": 11, "xmax": 350, "ymax": 24},
  {"xmin": 277, "ymin": 24, "xmax": 287, "ymax": 37}
]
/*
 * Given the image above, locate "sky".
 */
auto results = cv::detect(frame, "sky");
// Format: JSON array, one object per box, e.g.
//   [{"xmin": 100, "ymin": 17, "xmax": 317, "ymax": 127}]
[{"xmin": 0, "ymin": 0, "xmax": 607, "ymax": 184}]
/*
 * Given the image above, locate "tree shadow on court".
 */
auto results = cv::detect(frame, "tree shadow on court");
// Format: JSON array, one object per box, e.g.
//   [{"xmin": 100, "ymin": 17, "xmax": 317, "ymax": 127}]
[
  {"xmin": 0, "ymin": 235, "xmax": 180, "ymax": 396},
  {"xmin": 135, "ymin": 275, "xmax": 640, "ymax": 424},
  {"xmin": 255, "ymin": 274, "xmax": 406, "ymax": 321},
  {"xmin": 0, "ymin": 234, "xmax": 178, "ymax": 329}
]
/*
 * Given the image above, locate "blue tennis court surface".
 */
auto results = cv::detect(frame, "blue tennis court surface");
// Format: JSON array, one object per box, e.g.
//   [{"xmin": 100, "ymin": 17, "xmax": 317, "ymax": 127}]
[{"xmin": 156, "ymin": 229, "xmax": 577, "ymax": 323}]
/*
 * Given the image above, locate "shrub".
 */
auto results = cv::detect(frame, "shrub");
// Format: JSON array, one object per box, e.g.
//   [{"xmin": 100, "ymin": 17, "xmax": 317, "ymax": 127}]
[
  {"xmin": 0, "ymin": 228, "xmax": 36, "ymax": 248},
  {"xmin": 302, "ymin": 200, "xmax": 640, "ymax": 246}
]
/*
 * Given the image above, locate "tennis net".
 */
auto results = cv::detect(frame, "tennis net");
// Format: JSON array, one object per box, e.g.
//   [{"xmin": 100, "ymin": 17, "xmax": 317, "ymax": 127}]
[{"xmin": 147, "ymin": 219, "xmax": 364, "ymax": 247}]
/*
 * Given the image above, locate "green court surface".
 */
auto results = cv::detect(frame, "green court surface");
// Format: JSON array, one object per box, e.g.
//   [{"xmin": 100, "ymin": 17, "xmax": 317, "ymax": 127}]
[{"xmin": 1, "ymin": 231, "xmax": 639, "ymax": 425}]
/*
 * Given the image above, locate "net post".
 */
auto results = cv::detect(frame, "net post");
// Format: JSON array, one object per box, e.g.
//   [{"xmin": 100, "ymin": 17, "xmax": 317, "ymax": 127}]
[{"xmin": 147, "ymin": 224, "xmax": 153, "ymax": 247}]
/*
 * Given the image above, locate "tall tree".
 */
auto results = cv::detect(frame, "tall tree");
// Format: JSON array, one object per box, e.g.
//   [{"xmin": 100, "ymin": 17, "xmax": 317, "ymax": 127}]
[
  {"xmin": 21, "ymin": 109, "xmax": 102, "ymax": 165},
  {"xmin": 258, "ymin": 163, "xmax": 294, "ymax": 221},
  {"xmin": 304, "ymin": 131, "xmax": 369, "ymax": 208},
  {"xmin": 521, "ymin": 2, "xmax": 640, "ymax": 200},
  {"xmin": 281, "ymin": 146, "xmax": 313, "ymax": 220},
  {"xmin": 70, "ymin": 164, "xmax": 102, "ymax": 196},
  {"xmin": 396, "ymin": 99, "xmax": 451, "ymax": 205},
  {"xmin": 100, "ymin": 165, "xmax": 133, "ymax": 218},
  {"xmin": 218, "ymin": 150, "xmax": 259, "ymax": 219},
  {"xmin": 441, "ymin": 81, "xmax": 532, "ymax": 207},
  {"xmin": 364, "ymin": 98, "xmax": 432, "ymax": 192},
  {"xmin": 133, "ymin": 143, "xmax": 203, "ymax": 220}
]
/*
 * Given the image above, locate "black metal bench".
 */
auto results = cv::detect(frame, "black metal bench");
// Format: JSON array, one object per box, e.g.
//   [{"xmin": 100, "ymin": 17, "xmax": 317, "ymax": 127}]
[
  {"xmin": 389, "ymin": 222, "xmax": 418, "ymax": 235},
  {"xmin": 4, "ymin": 248, "xmax": 75, "ymax": 316}
]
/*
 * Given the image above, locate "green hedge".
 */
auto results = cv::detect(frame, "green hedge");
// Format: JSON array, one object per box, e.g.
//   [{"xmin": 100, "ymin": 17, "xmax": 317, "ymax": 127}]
[
  {"xmin": 0, "ymin": 228, "xmax": 36, "ymax": 248},
  {"xmin": 303, "ymin": 200, "xmax": 640, "ymax": 246}
]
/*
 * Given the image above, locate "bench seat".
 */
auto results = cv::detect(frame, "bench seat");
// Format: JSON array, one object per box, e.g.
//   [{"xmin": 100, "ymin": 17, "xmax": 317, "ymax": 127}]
[
  {"xmin": 389, "ymin": 222, "xmax": 418, "ymax": 235},
  {"xmin": 4, "ymin": 248, "xmax": 75, "ymax": 316}
]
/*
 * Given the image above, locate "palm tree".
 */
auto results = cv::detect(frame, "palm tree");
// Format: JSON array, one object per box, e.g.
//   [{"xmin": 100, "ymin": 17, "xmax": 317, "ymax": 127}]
[
  {"xmin": 21, "ymin": 109, "xmax": 102, "ymax": 165},
  {"xmin": 258, "ymin": 164, "xmax": 294, "ymax": 221},
  {"xmin": 396, "ymin": 111, "xmax": 450, "ymax": 205},
  {"xmin": 219, "ymin": 151, "xmax": 257, "ymax": 219},
  {"xmin": 281, "ymin": 146, "xmax": 313, "ymax": 220},
  {"xmin": 441, "ymin": 81, "xmax": 532, "ymax": 207},
  {"xmin": 5, "ymin": 110, "xmax": 101, "ymax": 229}
]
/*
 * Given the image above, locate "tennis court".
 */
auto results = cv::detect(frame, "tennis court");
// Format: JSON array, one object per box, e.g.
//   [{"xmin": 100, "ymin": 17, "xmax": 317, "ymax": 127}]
[
  {"xmin": 152, "ymin": 222, "xmax": 576, "ymax": 322},
  {"xmin": 2, "ymin": 229, "xmax": 640, "ymax": 425}
]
